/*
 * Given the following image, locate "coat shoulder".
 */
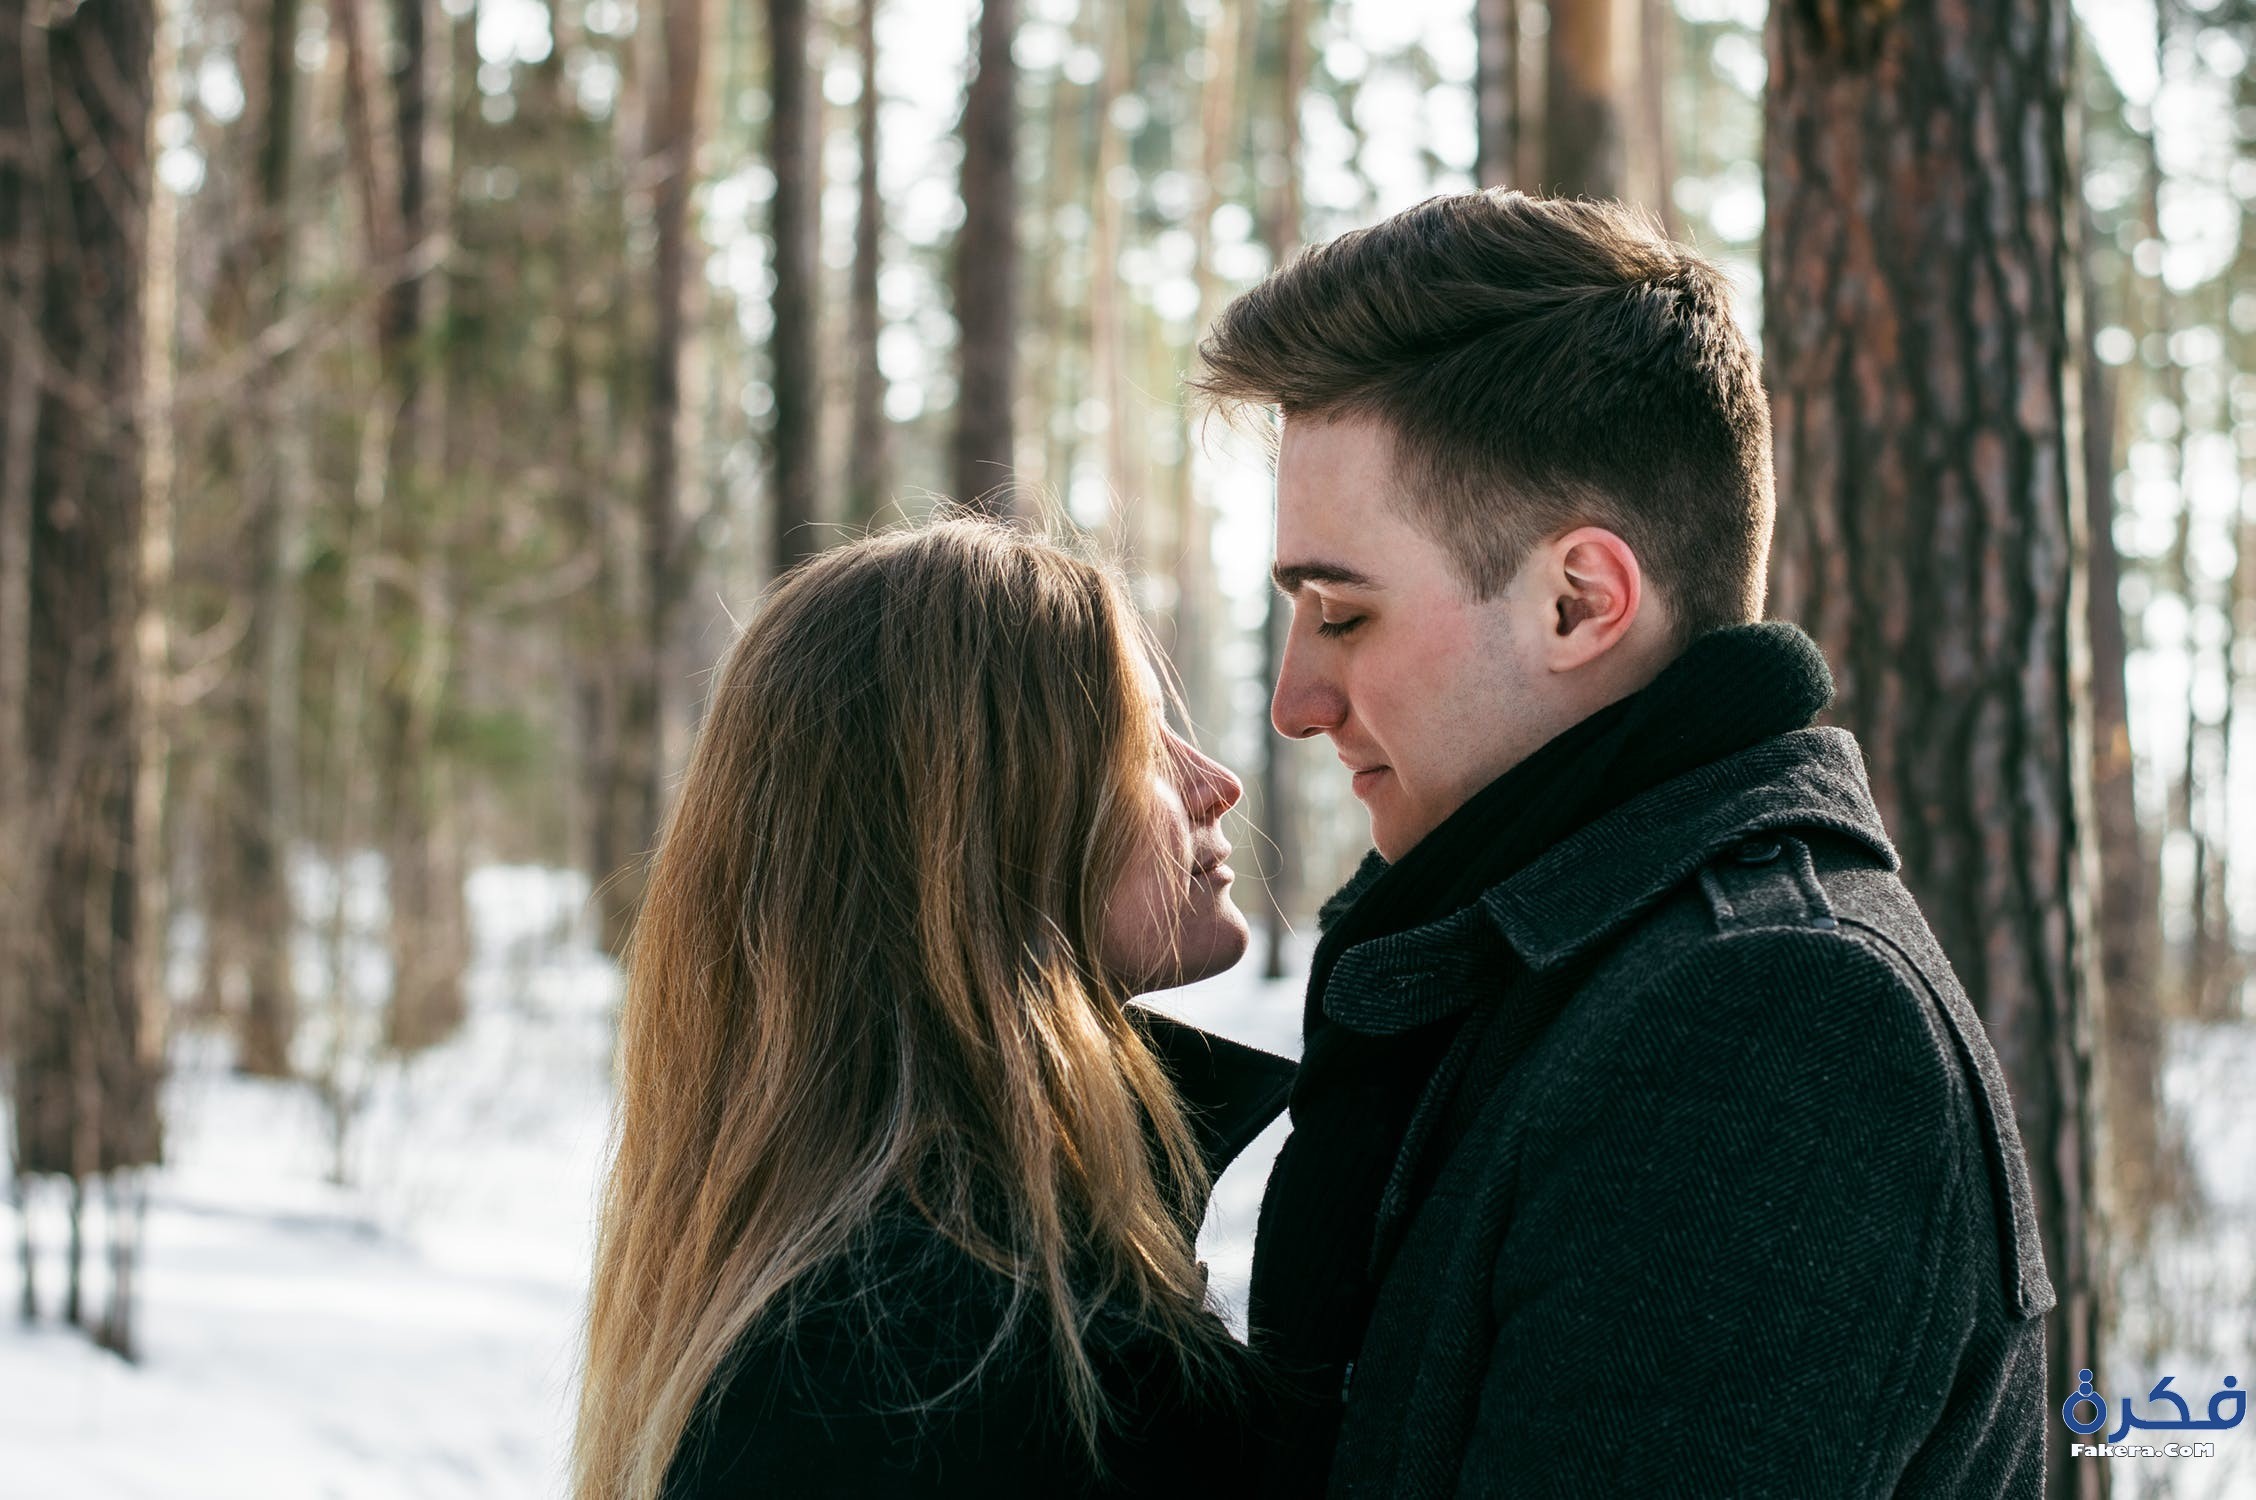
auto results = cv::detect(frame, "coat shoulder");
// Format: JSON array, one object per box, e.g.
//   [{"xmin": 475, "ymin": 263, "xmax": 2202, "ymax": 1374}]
[
  {"xmin": 1559, "ymin": 826, "xmax": 1946, "ymax": 1055},
  {"xmin": 1523, "ymin": 827, "xmax": 2057, "ymax": 1324}
]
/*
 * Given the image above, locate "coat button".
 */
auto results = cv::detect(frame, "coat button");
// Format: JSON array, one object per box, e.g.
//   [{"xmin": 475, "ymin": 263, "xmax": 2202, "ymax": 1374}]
[{"xmin": 1734, "ymin": 837, "xmax": 1782, "ymax": 865}]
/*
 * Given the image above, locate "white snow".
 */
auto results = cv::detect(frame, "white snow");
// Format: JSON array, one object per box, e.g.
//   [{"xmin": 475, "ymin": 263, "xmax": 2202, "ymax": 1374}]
[
  {"xmin": 5, "ymin": 862, "xmax": 2249, "ymax": 1497},
  {"xmin": 0, "ymin": 864, "xmax": 1310, "ymax": 1499}
]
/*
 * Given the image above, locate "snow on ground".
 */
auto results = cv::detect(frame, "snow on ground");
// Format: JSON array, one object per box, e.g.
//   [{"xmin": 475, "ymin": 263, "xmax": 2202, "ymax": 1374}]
[
  {"xmin": 4, "ymin": 861, "xmax": 2250, "ymax": 1497},
  {"xmin": 0, "ymin": 864, "xmax": 1310, "ymax": 1499},
  {"xmin": 2110, "ymin": 1019, "xmax": 2256, "ymax": 1500}
]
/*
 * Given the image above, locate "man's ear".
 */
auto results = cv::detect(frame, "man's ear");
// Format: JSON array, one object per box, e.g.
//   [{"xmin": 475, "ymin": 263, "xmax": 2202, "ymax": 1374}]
[{"xmin": 1545, "ymin": 527, "xmax": 1642, "ymax": 670}]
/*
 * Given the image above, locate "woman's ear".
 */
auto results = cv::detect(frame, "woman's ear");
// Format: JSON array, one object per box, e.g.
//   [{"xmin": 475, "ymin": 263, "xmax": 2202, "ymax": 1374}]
[{"xmin": 1545, "ymin": 527, "xmax": 1643, "ymax": 669}]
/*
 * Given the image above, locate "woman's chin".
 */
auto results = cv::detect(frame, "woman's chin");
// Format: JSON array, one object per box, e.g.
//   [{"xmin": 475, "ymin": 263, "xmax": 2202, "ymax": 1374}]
[{"xmin": 1169, "ymin": 908, "xmax": 1253, "ymax": 991}]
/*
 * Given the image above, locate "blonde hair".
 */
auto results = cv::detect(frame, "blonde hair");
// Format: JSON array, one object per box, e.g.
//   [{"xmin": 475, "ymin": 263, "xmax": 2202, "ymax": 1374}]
[{"xmin": 571, "ymin": 519, "xmax": 1230, "ymax": 1500}]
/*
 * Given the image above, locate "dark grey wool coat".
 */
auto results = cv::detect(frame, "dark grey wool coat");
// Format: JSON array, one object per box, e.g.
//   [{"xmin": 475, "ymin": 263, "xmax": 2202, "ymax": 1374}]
[{"xmin": 1313, "ymin": 726, "xmax": 2055, "ymax": 1498}]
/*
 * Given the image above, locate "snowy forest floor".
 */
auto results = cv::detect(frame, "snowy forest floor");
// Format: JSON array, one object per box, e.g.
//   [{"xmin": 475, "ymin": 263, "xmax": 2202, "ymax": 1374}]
[{"xmin": 1, "ymin": 863, "xmax": 2248, "ymax": 1497}]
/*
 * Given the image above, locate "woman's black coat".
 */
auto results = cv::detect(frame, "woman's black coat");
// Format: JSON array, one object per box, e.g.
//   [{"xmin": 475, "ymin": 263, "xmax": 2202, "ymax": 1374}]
[{"xmin": 660, "ymin": 1012, "xmax": 1294, "ymax": 1499}]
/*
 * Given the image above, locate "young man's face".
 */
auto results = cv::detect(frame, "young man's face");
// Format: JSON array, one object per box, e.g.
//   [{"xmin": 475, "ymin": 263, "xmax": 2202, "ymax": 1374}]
[{"xmin": 1271, "ymin": 412, "xmax": 1666, "ymax": 861}]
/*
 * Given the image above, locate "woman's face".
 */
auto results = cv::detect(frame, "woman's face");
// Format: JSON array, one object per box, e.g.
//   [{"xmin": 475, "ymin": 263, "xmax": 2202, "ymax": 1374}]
[{"xmin": 1099, "ymin": 672, "xmax": 1250, "ymax": 993}]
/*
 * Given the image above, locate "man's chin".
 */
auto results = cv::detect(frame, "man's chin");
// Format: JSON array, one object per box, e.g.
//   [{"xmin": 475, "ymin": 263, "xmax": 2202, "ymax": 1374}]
[
  {"xmin": 1369, "ymin": 806, "xmax": 1440, "ymax": 864},
  {"xmin": 1370, "ymin": 819, "xmax": 1407, "ymax": 862}
]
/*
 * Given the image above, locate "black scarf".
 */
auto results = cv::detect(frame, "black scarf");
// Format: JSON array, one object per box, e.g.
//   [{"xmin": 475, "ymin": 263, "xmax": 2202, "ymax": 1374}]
[{"xmin": 1246, "ymin": 622, "xmax": 1834, "ymax": 1495}]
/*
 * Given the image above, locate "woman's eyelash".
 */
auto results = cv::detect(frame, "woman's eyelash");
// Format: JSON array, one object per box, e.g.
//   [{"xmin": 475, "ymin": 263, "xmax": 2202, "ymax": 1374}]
[{"xmin": 1316, "ymin": 616, "xmax": 1364, "ymax": 639}]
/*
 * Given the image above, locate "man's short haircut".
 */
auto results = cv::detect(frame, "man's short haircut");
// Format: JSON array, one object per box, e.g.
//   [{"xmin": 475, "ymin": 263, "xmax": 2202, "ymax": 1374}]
[{"xmin": 1193, "ymin": 191, "xmax": 1774, "ymax": 644}]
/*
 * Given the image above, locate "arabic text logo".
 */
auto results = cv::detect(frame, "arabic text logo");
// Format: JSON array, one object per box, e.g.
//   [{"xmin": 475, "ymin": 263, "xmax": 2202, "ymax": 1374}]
[{"xmin": 2061, "ymin": 1369, "xmax": 2243, "ymax": 1445}]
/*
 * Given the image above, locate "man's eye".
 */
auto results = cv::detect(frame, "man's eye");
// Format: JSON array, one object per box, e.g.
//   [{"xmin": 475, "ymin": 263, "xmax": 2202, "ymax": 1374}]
[{"xmin": 1316, "ymin": 615, "xmax": 1364, "ymax": 639}]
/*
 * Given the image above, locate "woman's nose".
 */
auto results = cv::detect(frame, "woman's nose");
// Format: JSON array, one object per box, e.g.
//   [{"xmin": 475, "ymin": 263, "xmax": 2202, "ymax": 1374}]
[{"xmin": 1177, "ymin": 742, "xmax": 1243, "ymax": 821}]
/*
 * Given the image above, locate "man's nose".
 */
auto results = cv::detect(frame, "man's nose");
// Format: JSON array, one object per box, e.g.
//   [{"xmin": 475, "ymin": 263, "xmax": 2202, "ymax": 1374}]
[{"xmin": 1271, "ymin": 630, "xmax": 1345, "ymax": 740}]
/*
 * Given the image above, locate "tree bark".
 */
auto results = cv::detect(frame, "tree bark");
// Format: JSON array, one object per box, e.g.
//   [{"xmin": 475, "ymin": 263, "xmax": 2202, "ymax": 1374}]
[
  {"xmin": 1633, "ymin": 0, "xmax": 1680, "ymax": 234},
  {"xmin": 2078, "ymin": 190, "xmax": 2161, "ymax": 1233},
  {"xmin": 2, "ymin": 0, "xmax": 167, "ymax": 1301},
  {"xmin": 601, "ymin": 0, "xmax": 707, "ymax": 952},
  {"xmin": 1763, "ymin": 5, "xmax": 2100, "ymax": 1496},
  {"xmin": 769, "ymin": 0, "xmax": 820, "ymax": 569},
  {"xmin": 1087, "ymin": 0, "xmax": 1134, "ymax": 559},
  {"xmin": 231, "ymin": 0, "xmax": 309, "ymax": 1077},
  {"xmin": 844, "ymin": 0, "xmax": 888, "ymax": 530},
  {"xmin": 951, "ymin": 0, "xmax": 1019, "ymax": 515},
  {"xmin": 377, "ymin": 0, "xmax": 469, "ymax": 1055},
  {"xmin": 1543, "ymin": 0, "xmax": 1623, "ymax": 199},
  {"xmin": 0, "ymin": 0, "xmax": 46, "ymax": 1086},
  {"xmin": 1168, "ymin": 0, "xmax": 1241, "ymax": 741}
]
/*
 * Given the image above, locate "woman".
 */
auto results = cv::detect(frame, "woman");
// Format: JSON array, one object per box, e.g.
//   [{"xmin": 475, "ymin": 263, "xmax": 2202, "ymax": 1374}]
[{"xmin": 572, "ymin": 519, "xmax": 1294, "ymax": 1500}]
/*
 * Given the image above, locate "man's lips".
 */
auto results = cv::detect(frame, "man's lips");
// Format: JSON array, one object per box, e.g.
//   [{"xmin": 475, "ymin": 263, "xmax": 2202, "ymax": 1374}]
[{"xmin": 1345, "ymin": 761, "xmax": 1390, "ymax": 797}]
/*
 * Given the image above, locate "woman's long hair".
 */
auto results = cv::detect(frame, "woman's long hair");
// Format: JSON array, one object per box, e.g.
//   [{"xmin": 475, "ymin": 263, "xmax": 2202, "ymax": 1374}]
[{"xmin": 571, "ymin": 519, "xmax": 1229, "ymax": 1500}]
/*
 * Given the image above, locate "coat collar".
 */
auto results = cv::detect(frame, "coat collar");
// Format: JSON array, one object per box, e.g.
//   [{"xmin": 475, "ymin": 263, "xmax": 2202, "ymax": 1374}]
[
  {"xmin": 1324, "ymin": 727, "xmax": 1897, "ymax": 1034},
  {"xmin": 1131, "ymin": 1006, "xmax": 1297, "ymax": 1180}
]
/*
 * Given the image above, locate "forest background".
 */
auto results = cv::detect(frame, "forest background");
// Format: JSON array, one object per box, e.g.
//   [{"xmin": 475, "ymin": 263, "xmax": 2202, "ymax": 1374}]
[{"xmin": 2, "ymin": 0, "xmax": 2253, "ymax": 1495}]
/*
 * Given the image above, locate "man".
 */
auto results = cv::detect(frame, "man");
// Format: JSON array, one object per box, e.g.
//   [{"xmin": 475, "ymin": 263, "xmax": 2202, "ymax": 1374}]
[{"xmin": 1196, "ymin": 192, "xmax": 2054, "ymax": 1497}]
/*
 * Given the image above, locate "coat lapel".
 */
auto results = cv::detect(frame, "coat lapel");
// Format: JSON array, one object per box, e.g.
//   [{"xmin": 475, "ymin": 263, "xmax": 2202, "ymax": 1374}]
[{"xmin": 1132, "ymin": 1006, "xmax": 1297, "ymax": 1184}]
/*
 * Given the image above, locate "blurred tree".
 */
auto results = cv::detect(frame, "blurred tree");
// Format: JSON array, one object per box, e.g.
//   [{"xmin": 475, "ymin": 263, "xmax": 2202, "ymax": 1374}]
[
  {"xmin": 197, "ymin": 0, "xmax": 308, "ymax": 1078},
  {"xmin": 845, "ymin": 0, "xmax": 890, "ymax": 529},
  {"xmin": 2146, "ymin": 3, "xmax": 2246, "ymax": 1028},
  {"xmin": 1257, "ymin": 0, "xmax": 1308, "ymax": 980},
  {"xmin": 771, "ymin": 0, "xmax": 821, "ymax": 569},
  {"xmin": 953, "ymin": 0, "xmax": 1019, "ymax": 514},
  {"xmin": 349, "ymin": 0, "xmax": 470, "ymax": 1056},
  {"xmin": 602, "ymin": 0, "xmax": 707, "ymax": 953},
  {"xmin": 2081, "ymin": 189, "xmax": 2164, "ymax": 1227},
  {"xmin": 1, "ymin": 0, "xmax": 168, "ymax": 1358},
  {"xmin": 381, "ymin": 0, "xmax": 473, "ymax": 1055},
  {"xmin": 2222, "ymin": 3, "xmax": 2256, "ymax": 1031},
  {"xmin": 1544, "ymin": 0, "xmax": 1623, "ymax": 198},
  {"xmin": 1632, "ymin": 0, "xmax": 1679, "ymax": 234},
  {"xmin": 1474, "ymin": 0, "xmax": 1518, "ymax": 188},
  {"xmin": 2071, "ymin": 51, "xmax": 2166, "ymax": 1237},
  {"xmin": 1763, "ymin": 6, "xmax": 2101, "ymax": 1498},
  {"xmin": 1088, "ymin": 0, "xmax": 1135, "ymax": 556},
  {"xmin": 1168, "ymin": 0, "xmax": 1244, "ymax": 742}
]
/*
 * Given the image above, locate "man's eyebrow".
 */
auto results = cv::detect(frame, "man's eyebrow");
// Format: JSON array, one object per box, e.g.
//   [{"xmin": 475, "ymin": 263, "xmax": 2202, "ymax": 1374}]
[{"xmin": 1271, "ymin": 561, "xmax": 1382, "ymax": 595}]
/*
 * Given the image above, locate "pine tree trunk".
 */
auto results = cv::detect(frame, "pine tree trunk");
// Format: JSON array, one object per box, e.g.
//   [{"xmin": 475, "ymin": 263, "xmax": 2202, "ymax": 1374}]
[
  {"xmin": 1633, "ymin": 0, "xmax": 1679, "ymax": 234},
  {"xmin": 378, "ymin": 0, "xmax": 469, "ymax": 1054},
  {"xmin": 529, "ymin": 0, "xmax": 631, "ymax": 959},
  {"xmin": 769, "ymin": 0, "xmax": 820, "ymax": 569},
  {"xmin": 1258, "ymin": 0, "xmax": 1308, "ymax": 981},
  {"xmin": 1088, "ymin": 0, "xmax": 1134, "ymax": 561},
  {"xmin": 1543, "ymin": 0, "xmax": 1623, "ymax": 199},
  {"xmin": 1168, "ymin": 0, "xmax": 1241, "ymax": 740},
  {"xmin": 233, "ymin": 0, "xmax": 309, "ymax": 1077},
  {"xmin": 0, "ymin": 0, "xmax": 44, "ymax": 1086},
  {"xmin": 1474, "ymin": 0, "xmax": 1516, "ymax": 188},
  {"xmin": 844, "ymin": 0, "xmax": 888, "ymax": 530},
  {"xmin": 951, "ymin": 0, "xmax": 1019, "ymax": 515},
  {"xmin": 1763, "ymin": 6, "xmax": 2100, "ymax": 1496},
  {"xmin": 3, "ymin": 0, "xmax": 167, "ymax": 1233},
  {"xmin": 606, "ymin": 0, "xmax": 707, "ymax": 951},
  {"xmin": 2078, "ymin": 192, "xmax": 2161, "ymax": 1232}
]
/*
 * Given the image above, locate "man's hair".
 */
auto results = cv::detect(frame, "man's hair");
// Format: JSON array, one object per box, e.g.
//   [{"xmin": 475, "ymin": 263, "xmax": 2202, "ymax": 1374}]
[{"xmin": 1193, "ymin": 190, "xmax": 1774, "ymax": 644}]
